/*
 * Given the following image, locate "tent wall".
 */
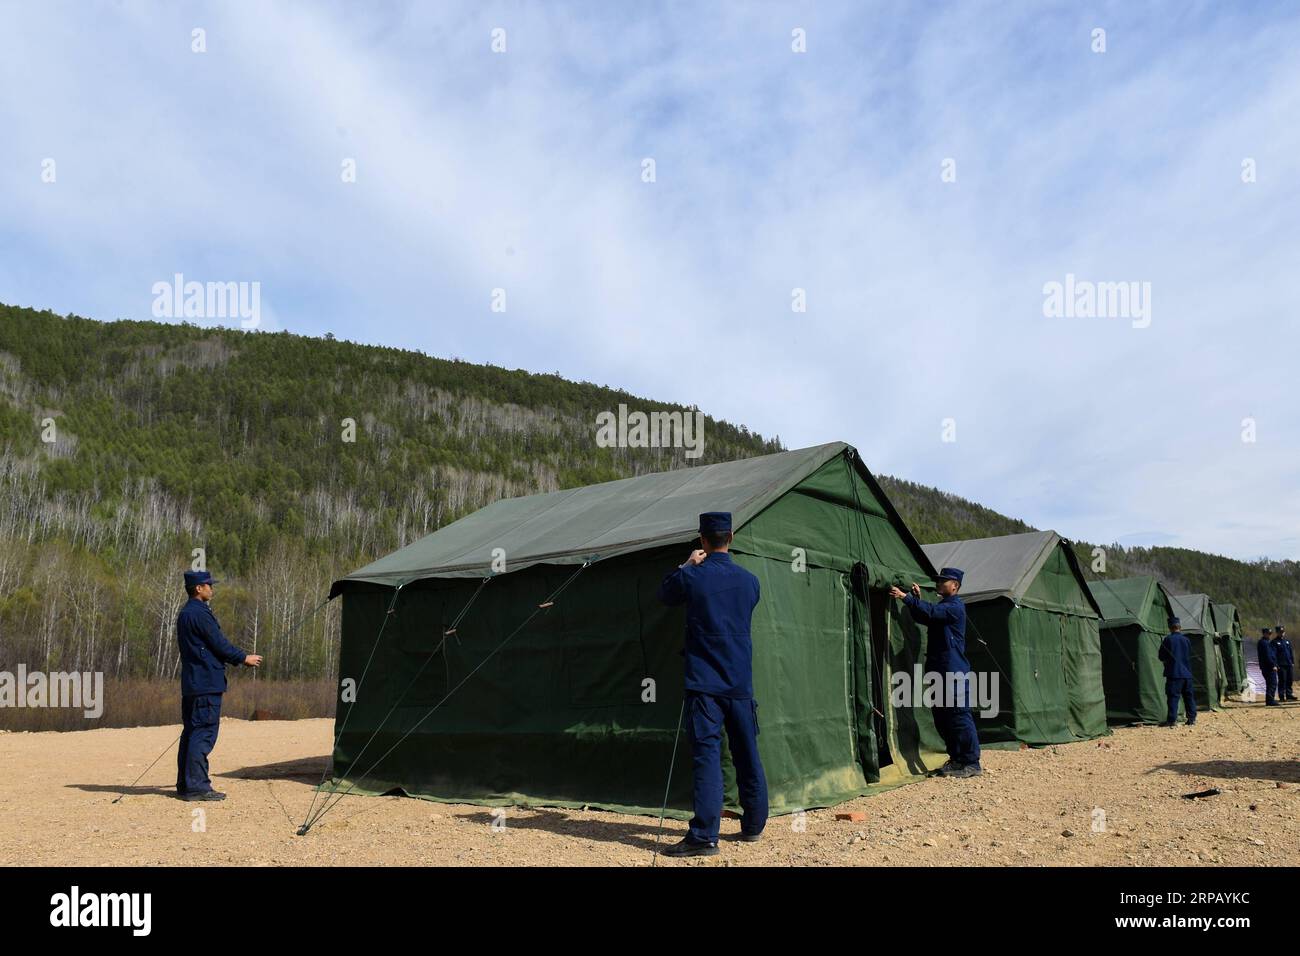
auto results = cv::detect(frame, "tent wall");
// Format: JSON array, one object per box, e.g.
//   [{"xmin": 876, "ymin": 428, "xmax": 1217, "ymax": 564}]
[
  {"xmin": 1211, "ymin": 604, "xmax": 1248, "ymax": 699},
  {"xmin": 967, "ymin": 601, "xmax": 1055, "ymax": 744},
  {"xmin": 333, "ymin": 550, "xmax": 694, "ymax": 816},
  {"xmin": 1188, "ymin": 631, "xmax": 1224, "ymax": 712},
  {"xmin": 1060, "ymin": 609, "xmax": 1108, "ymax": 738},
  {"xmin": 964, "ymin": 600, "xmax": 1105, "ymax": 745},
  {"xmin": 1169, "ymin": 595, "xmax": 1227, "ymax": 712},
  {"xmin": 1099, "ymin": 623, "xmax": 1167, "ymax": 723},
  {"xmin": 1221, "ymin": 635, "xmax": 1247, "ymax": 697},
  {"xmin": 953, "ymin": 541, "xmax": 1107, "ymax": 746}
]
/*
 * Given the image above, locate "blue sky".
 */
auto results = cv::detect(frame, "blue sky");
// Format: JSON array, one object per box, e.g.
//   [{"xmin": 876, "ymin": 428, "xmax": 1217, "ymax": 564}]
[{"xmin": 2, "ymin": 1, "xmax": 1297, "ymax": 560}]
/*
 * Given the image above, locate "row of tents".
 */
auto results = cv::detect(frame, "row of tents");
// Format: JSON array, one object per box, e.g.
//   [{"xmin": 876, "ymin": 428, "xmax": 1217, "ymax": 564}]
[
  {"xmin": 1091, "ymin": 580, "xmax": 1248, "ymax": 724},
  {"xmin": 323, "ymin": 442, "xmax": 1251, "ymax": 818}
]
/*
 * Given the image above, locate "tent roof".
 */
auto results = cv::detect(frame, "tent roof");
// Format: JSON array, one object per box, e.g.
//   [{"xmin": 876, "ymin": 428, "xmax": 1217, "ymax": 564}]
[
  {"xmin": 1170, "ymin": 593, "xmax": 1214, "ymax": 634},
  {"xmin": 1086, "ymin": 575, "xmax": 1172, "ymax": 628},
  {"xmin": 332, "ymin": 441, "xmax": 928, "ymax": 595},
  {"xmin": 921, "ymin": 530, "xmax": 1101, "ymax": 615}
]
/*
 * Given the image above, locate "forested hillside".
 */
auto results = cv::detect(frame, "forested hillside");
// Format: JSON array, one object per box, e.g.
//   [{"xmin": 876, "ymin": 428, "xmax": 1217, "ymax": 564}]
[
  {"xmin": 1, "ymin": 304, "xmax": 1295, "ymax": 697},
  {"xmin": 0, "ymin": 305, "xmax": 777, "ymax": 683}
]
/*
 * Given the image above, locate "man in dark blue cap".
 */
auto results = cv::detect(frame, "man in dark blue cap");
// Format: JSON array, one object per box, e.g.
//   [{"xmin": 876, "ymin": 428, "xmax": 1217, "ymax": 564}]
[
  {"xmin": 1273, "ymin": 625, "xmax": 1294, "ymax": 701},
  {"xmin": 889, "ymin": 568, "xmax": 981, "ymax": 777},
  {"xmin": 176, "ymin": 570, "xmax": 262, "ymax": 801},
  {"xmin": 1258, "ymin": 627, "xmax": 1279, "ymax": 706},
  {"xmin": 1157, "ymin": 617, "xmax": 1196, "ymax": 726},
  {"xmin": 656, "ymin": 511, "xmax": 766, "ymax": 858}
]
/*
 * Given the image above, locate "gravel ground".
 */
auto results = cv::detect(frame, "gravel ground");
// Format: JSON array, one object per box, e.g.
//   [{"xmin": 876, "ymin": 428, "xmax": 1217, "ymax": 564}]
[{"xmin": 1, "ymin": 703, "xmax": 1296, "ymax": 866}]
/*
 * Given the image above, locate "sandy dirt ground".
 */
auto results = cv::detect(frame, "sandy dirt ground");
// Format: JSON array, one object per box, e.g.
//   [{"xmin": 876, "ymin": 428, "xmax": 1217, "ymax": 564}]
[{"xmin": 1, "ymin": 703, "xmax": 1297, "ymax": 867}]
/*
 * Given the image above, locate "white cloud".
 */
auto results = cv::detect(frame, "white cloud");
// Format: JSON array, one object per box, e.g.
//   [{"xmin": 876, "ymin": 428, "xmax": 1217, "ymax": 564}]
[{"xmin": 0, "ymin": 1, "xmax": 1297, "ymax": 557}]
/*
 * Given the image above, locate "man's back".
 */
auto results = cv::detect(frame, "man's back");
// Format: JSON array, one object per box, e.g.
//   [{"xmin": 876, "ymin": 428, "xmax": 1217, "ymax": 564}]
[
  {"xmin": 658, "ymin": 552, "xmax": 760, "ymax": 698},
  {"xmin": 1159, "ymin": 631, "xmax": 1193, "ymax": 679}
]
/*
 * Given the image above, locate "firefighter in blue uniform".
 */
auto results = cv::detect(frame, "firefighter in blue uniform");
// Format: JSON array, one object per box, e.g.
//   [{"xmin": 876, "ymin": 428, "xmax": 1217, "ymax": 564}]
[
  {"xmin": 889, "ymin": 567, "xmax": 981, "ymax": 777},
  {"xmin": 657, "ymin": 512, "xmax": 767, "ymax": 858},
  {"xmin": 1157, "ymin": 617, "xmax": 1196, "ymax": 726},
  {"xmin": 1273, "ymin": 625, "xmax": 1294, "ymax": 701},
  {"xmin": 176, "ymin": 570, "xmax": 262, "ymax": 800},
  {"xmin": 1259, "ymin": 627, "xmax": 1279, "ymax": 706}
]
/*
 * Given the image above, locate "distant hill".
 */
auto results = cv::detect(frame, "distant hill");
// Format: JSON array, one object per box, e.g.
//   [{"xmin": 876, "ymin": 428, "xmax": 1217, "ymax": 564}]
[{"xmin": 1, "ymin": 303, "xmax": 1295, "ymax": 688}]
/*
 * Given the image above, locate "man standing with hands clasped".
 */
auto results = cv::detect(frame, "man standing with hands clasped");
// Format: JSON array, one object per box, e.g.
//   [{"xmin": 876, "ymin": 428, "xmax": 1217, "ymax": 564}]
[
  {"xmin": 889, "ymin": 568, "xmax": 981, "ymax": 778},
  {"xmin": 657, "ymin": 512, "xmax": 767, "ymax": 858}
]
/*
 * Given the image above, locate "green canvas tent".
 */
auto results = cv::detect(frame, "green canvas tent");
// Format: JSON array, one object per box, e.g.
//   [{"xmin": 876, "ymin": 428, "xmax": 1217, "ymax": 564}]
[
  {"xmin": 325, "ymin": 441, "xmax": 950, "ymax": 818},
  {"xmin": 1086, "ymin": 576, "xmax": 1177, "ymax": 724},
  {"xmin": 919, "ymin": 531, "xmax": 1108, "ymax": 746},
  {"xmin": 1169, "ymin": 593, "xmax": 1226, "ymax": 711},
  {"xmin": 1210, "ymin": 602, "xmax": 1248, "ymax": 699}
]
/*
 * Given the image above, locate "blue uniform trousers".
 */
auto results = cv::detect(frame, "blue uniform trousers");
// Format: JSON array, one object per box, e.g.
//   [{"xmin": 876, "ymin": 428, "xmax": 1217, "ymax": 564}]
[
  {"xmin": 177, "ymin": 693, "xmax": 222, "ymax": 793},
  {"xmin": 1279, "ymin": 666, "xmax": 1294, "ymax": 700},
  {"xmin": 1165, "ymin": 678, "xmax": 1196, "ymax": 723},
  {"xmin": 685, "ymin": 692, "xmax": 768, "ymax": 843},
  {"xmin": 1264, "ymin": 669, "xmax": 1279, "ymax": 704},
  {"xmin": 932, "ymin": 673, "xmax": 981, "ymax": 766}
]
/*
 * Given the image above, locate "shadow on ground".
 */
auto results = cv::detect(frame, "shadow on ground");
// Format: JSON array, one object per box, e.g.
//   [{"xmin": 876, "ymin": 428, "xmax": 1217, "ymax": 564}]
[
  {"xmin": 459, "ymin": 808, "xmax": 681, "ymax": 852},
  {"xmin": 221, "ymin": 756, "xmax": 330, "ymax": 781},
  {"xmin": 1149, "ymin": 760, "xmax": 1300, "ymax": 783},
  {"xmin": 66, "ymin": 784, "xmax": 182, "ymax": 798}
]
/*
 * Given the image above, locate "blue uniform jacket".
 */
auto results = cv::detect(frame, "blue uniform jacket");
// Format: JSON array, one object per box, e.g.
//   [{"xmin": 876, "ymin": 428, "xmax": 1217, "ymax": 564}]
[
  {"xmin": 903, "ymin": 593, "xmax": 970, "ymax": 674},
  {"xmin": 1158, "ymin": 631, "xmax": 1194, "ymax": 680},
  {"xmin": 657, "ymin": 551, "xmax": 761, "ymax": 699},
  {"xmin": 1258, "ymin": 638, "xmax": 1278, "ymax": 668},
  {"xmin": 1273, "ymin": 637, "xmax": 1294, "ymax": 667},
  {"xmin": 177, "ymin": 598, "xmax": 248, "ymax": 696}
]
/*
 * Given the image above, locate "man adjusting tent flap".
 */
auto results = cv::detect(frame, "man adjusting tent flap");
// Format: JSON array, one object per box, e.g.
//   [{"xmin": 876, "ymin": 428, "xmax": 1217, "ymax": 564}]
[{"xmin": 889, "ymin": 567, "xmax": 982, "ymax": 778}]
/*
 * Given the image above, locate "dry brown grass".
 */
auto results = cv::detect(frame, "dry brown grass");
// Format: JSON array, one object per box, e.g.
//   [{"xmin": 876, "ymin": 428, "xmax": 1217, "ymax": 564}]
[{"xmin": 0, "ymin": 676, "xmax": 335, "ymax": 731}]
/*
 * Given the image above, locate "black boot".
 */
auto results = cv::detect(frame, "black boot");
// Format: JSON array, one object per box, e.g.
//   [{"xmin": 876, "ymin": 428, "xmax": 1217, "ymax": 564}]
[{"xmin": 660, "ymin": 837, "xmax": 719, "ymax": 858}]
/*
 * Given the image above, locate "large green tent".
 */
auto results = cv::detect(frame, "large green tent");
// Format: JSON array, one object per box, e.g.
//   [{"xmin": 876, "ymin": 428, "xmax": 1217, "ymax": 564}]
[
  {"xmin": 919, "ymin": 531, "xmax": 1108, "ymax": 746},
  {"xmin": 324, "ymin": 442, "xmax": 950, "ymax": 818},
  {"xmin": 1169, "ymin": 593, "xmax": 1226, "ymax": 711},
  {"xmin": 1210, "ymin": 602, "xmax": 1248, "ymax": 699},
  {"xmin": 1086, "ymin": 576, "xmax": 1177, "ymax": 724}
]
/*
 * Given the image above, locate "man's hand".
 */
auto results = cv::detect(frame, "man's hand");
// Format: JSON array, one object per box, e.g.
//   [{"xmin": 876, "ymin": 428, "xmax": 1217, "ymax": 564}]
[
  {"xmin": 244, "ymin": 654, "xmax": 263, "ymax": 667},
  {"xmin": 910, "ymin": 583, "xmax": 922, "ymax": 598},
  {"xmin": 888, "ymin": 586, "xmax": 906, "ymax": 599},
  {"xmin": 681, "ymin": 550, "xmax": 707, "ymax": 568}
]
